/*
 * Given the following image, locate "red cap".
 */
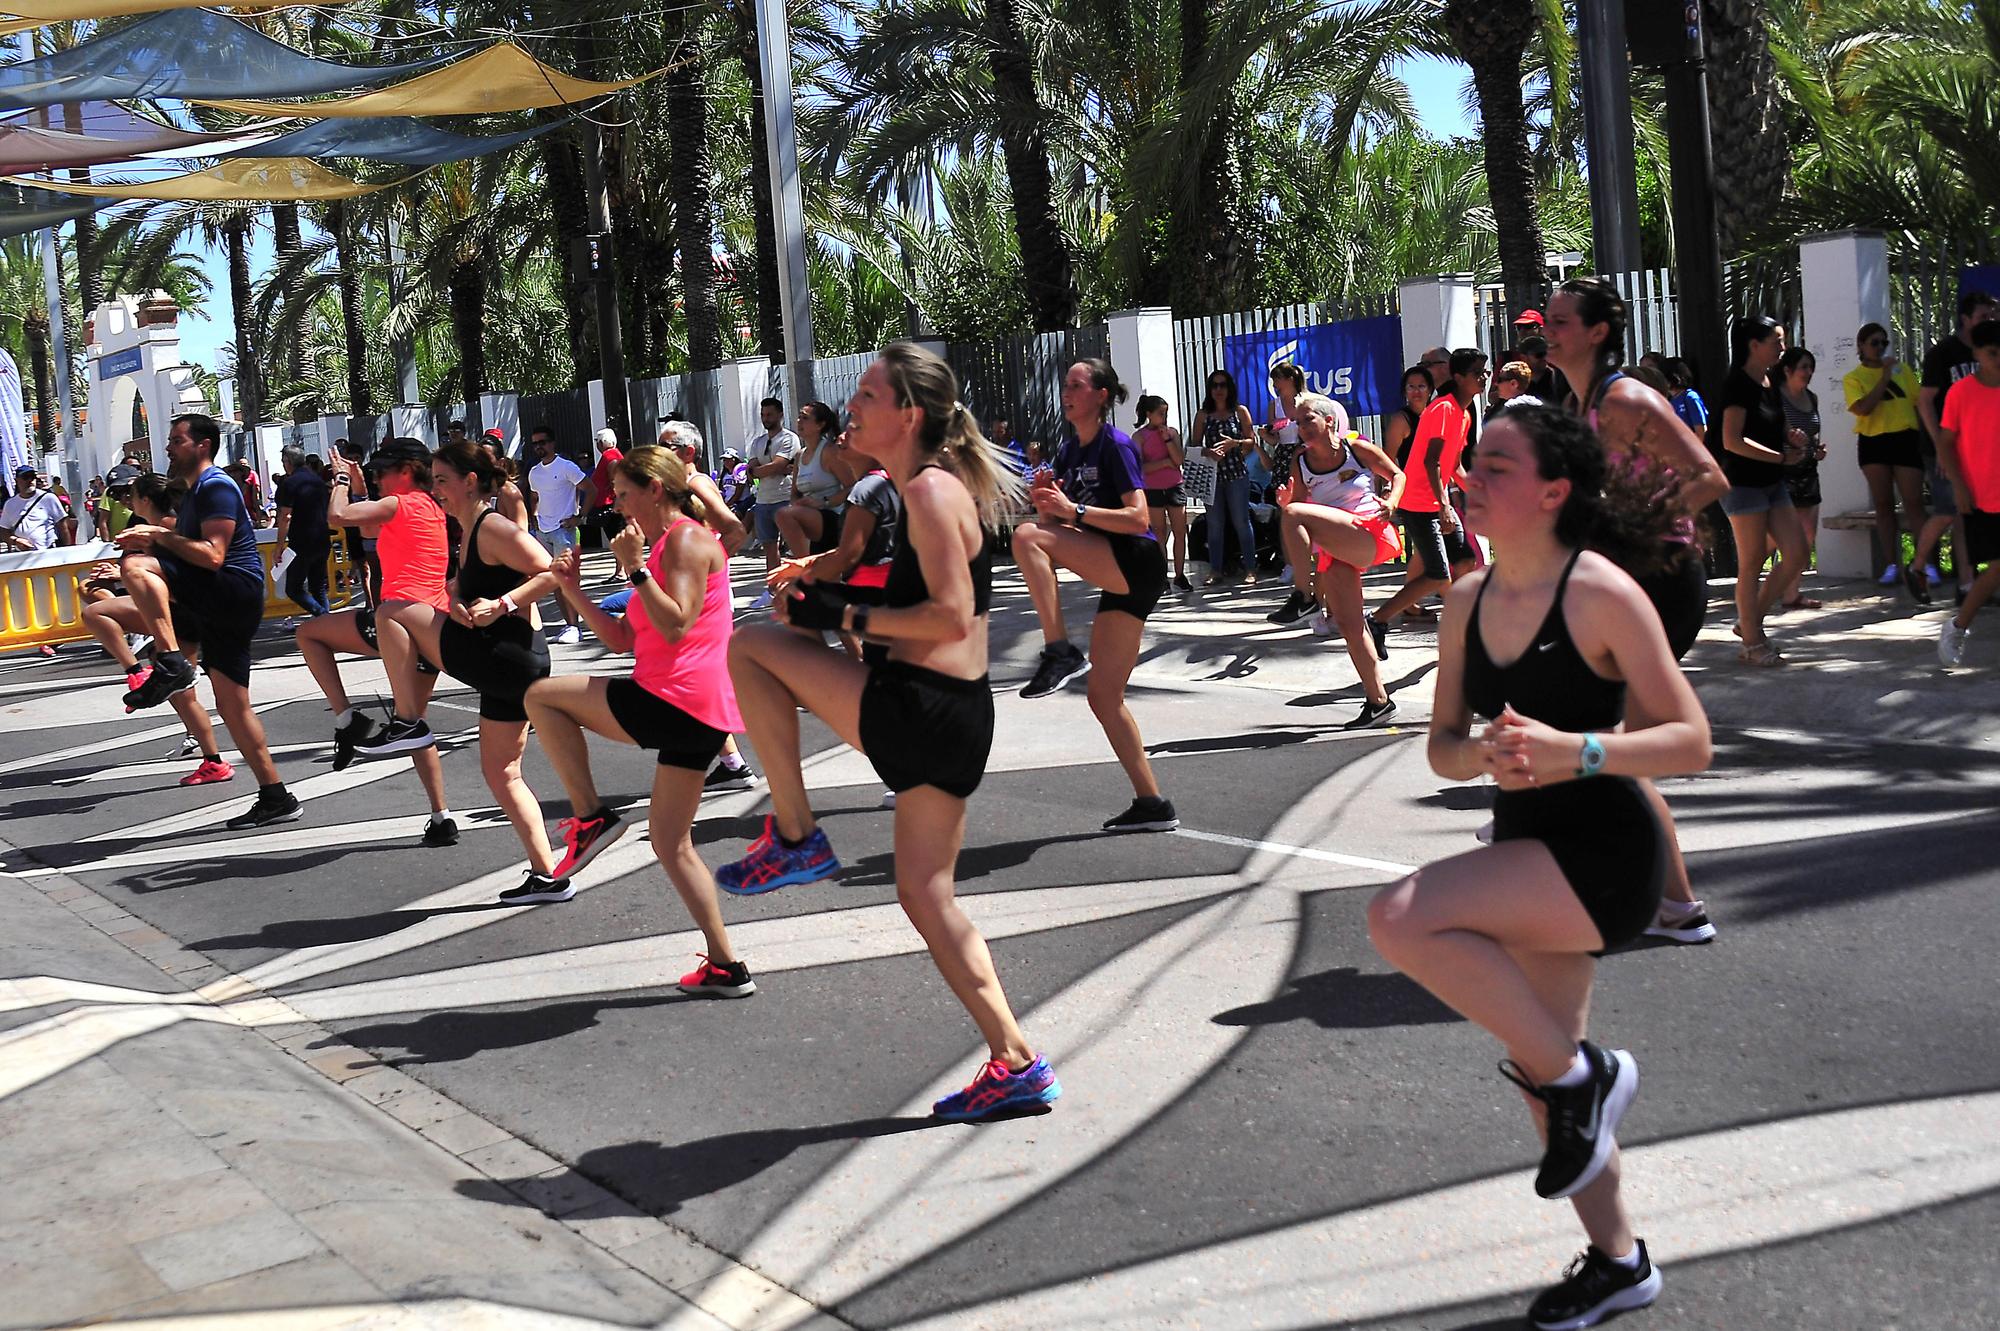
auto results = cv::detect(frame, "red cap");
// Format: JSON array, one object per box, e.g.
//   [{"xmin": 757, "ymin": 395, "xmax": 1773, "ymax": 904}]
[
  {"xmin": 1513, "ymin": 309, "xmax": 1545, "ymax": 326},
  {"xmin": 482, "ymin": 428, "xmax": 504, "ymax": 440}
]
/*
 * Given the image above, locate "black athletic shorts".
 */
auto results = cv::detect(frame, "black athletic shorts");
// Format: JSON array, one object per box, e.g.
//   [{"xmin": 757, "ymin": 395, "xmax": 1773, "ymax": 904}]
[
  {"xmin": 858, "ymin": 661, "xmax": 993, "ymax": 799},
  {"xmin": 1632, "ymin": 549, "xmax": 1707, "ymax": 662},
  {"xmin": 604, "ymin": 678, "xmax": 729, "ymax": 771},
  {"xmin": 1966, "ymin": 509, "xmax": 2000, "ymax": 567},
  {"xmin": 437, "ymin": 615, "xmax": 551, "ymax": 723},
  {"xmin": 1495, "ymin": 777, "xmax": 1665, "ymax": 950},
  {"xmin": 163, "ymin": 562, "xmax": 263, "ymax": 687},
  {"xmin": 1144, "ymin": 483, "xmax": 1186, "ymax": 508},
  {"xmin": 353, "ymin": 607, "xmax": 438, "ymax": 674},
  {"xmin": 1098, "ymin": 532, "xmax": 1169, "ymax": 620},
  {"xmin": 1398, "ymin": 508, "xmax": 1473, "ymax": 582},
  {"xmin": 1856, "ymin": 429, "xmax": 1924, "ymax": 471},
  {"xmin": 808, "ymin": 506, "xmax": 844, "ymax": 555}
]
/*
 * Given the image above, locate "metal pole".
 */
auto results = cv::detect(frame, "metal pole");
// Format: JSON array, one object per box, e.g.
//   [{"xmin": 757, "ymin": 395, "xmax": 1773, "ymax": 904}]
[
  {"xmin": 581, "ymin": 121, "xmax": 633, "ymax": 445},
  {"xmin": 1578, "ymin": 0, "xmax": 1644, "ymax": 276},
  {"xmin": 755, "ymin": 0, "xmax": 815, "ymax": 398}
]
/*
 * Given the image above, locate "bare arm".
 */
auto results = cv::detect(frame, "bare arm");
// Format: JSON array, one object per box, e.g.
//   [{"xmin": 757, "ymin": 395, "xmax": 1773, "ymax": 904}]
[
  {"xmin": 808, "ymin": 505, "xmax": 876, "ymax": 584},
  {"xmin": 273, "ymin": 506, "xmax": 291, "ymax": 549},
  {"xmin": 1163, "ymin": 425, "xmax": 1185, "ymax": 466},
  {"xmin": 151, "ymin": 515, "xmax": 236, "ymax": 573},
  {"xmin": 1602, "ymin": 383, "xmax": 1730, "ymax": 510},
  {"xmin": 328, "ymin": 482, "xmax": 400, "ymax": 528},
  {"xmin": 688, "ymin": 473, "xmax": 746, "ymax": 553},
  {"xmin": 1918, "ymin": 384, "xmax": 1945, "ymax": 441},
  {"xmin": 1423, "ymin": 435, "xmax": 1453, "ymax": 528},
  {"xmin": 1352, "ymin": 437, "xmax": 1406, "ymax": 512},
  {"xmin": 842, "ymin": 472, "xmax": 977, "ymax": 644},
  {"xmin": 1426, "ymin": 573, "xmax": 1485, "ymax": 781}
]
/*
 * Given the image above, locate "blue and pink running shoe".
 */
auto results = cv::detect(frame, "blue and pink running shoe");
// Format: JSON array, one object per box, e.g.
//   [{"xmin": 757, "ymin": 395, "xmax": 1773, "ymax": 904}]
[
  {"xmin": 716, "ymin": 816, "xmax": 842, "ymax": 895},
  {"xmin": 932, "ymin": 1056, "xmax": 1063, "ymax": 1122}
]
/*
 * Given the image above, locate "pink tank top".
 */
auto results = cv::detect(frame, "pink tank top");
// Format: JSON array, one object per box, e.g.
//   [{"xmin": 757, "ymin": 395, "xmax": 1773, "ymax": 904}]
[
  {"xmin": 1135, "ymin": 424, "xmax": 1183, "ymax": 488},
  {"xmin": 630, "ymin": 518, "xmax": 743, "ymax": 733}
]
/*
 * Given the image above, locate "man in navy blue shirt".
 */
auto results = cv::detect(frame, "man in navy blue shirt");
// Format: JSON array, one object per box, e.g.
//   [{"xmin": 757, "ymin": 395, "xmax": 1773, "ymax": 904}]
[{"xmin": 113, "ymin": 413, "xmax": 300, "ymax": 829}]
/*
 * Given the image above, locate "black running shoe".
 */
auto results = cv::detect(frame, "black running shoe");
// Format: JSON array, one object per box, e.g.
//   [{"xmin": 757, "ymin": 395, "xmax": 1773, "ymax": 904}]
[
  {"xmin": 421, "ymin": 815, "xmax": 459, "ymax": 848},
  {"xmin": 353, "ymin": 716, "xmax": 434, "ymax": 759},
  {"xmin": 1902, "ymin": 561, "xmax": 1931, "ymax": 605},
  {"xmin": 703, "ymin": 761, "xmax": 759, "ymax": 794},
  {"xmin": 123, "ymin": 653, "xmax": 197, "ymax": 711},
  {"xmin": 498, "ymin": 871, "xmax": 575, "ymax": 905},
  {"xmin": 1499, "ymin": 1041, "xmax": 1638, "ymax": 1200},
  {"xmin": 1102, "ymin": 796, "xmax": 1179, "ymax": 833},
  {"xmin": 1266, "ymin": 587, "xmax": 1318, "ymax": 625},
  {"xmin": 678, "ymin": 955, "xmax": 757, "ymax": 999},
  {"xmin": 1528, "ymin": 1241, "xmax": 1662, "ymax": 1330},
  {"xmin": 332, "ymin": 714, "xmax": 380, "ymax": 773},
  {"xmin": 1365, "ymin": 616, "xmax": 1389, "ymax": 661},
  {"xmin": 224, "ymin": 790, "xmax": 303, "ymax": 831},
  {"xmin": 1020, "ymin": 642, "xmax": 1091, "ymax": 698},
  {"xmin": 1344, "ymin": 698, "xmax": 1398, "ymax": 729},
  {"xmin": 1173, "ymin": 573, "xmax": 1193, "ymax": 592}
]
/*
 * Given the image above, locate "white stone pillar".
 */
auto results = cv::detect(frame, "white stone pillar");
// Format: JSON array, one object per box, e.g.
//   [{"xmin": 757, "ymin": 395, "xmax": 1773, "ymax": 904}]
[
  {"xmin": 1107, "ymin": 307, "xmax": 1179, "ymax": 434},
  {"xmin": 586, "ymin": 379, "xmax": 608, "ymax": 436},
  {"xmin": 1800, "ymin": 230, "xmax": 1889, "ymax": 579},
  {"xmin": 478, "ymin": 392, "xmax": 519, "ymax": 455},
  {"xmin": 1396, "ymin": 274, "xmax": 1477, "ymax": 368},
  {"xmin": 390, "ymin": 405, "xmax": 429, "ymax": 447},
  {"xmin": 716, "ymin": 357, "xmax": 773, "ymax": 461}
]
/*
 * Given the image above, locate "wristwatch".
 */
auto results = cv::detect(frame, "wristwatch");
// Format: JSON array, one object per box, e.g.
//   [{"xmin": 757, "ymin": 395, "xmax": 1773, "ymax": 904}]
[
  {"xmin": 629, "ymin": 567, "xmax": 651, "ymax": 588},
  {"xmin": 1074, "ymin": 502, "xmax": 1088, "ymax": 526},
  {"xmin": 1575, "ymin": 732, "xmax": 1606, "ymax": 778}
]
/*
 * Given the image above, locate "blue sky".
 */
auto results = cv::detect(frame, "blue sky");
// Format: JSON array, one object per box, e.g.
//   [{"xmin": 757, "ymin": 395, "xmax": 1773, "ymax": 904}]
[{"xmin": 174, "ymin": 52, "xmax": 1477, "ymax": 380}]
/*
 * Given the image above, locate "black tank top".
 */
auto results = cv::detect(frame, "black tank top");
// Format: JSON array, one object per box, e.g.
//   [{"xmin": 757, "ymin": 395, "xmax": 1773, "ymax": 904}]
[
  {"xmin": 457, "ymin": 508, "xmax": 528, "ymax": 603},
  {"xmin": 881, "ymin": 466, "xmax": 993, "ymax": 614},
  {"xmin": 1462, "ymin": 551, "xmax": 1625, "ymax": 730},
  {"xmin": 1395, "ymin": 405, "xmax": 1422, "ymax": 468}
]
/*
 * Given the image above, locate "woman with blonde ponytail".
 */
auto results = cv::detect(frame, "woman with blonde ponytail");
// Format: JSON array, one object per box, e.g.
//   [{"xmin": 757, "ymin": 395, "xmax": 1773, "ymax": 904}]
[
  {"xmin": 1012, "ymin": 357, "xmax": 1178, "ymax": 834},
  {"xmin": 717, "ymin": 341, "xmax": 1061, "ymax": 1122}
]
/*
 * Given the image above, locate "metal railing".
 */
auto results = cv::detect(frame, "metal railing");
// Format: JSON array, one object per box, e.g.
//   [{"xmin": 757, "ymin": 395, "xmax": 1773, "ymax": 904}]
[{"xmin": 946, "ymin": 325, "xmax": 1110, "ymax": 449}]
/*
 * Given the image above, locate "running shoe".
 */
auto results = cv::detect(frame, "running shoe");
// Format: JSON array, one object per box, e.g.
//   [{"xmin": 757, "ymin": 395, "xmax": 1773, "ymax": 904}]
[
  {"xmin": 169, "ymin": 734, "xmax": 201, "ymax": 760},
  {"xmin": 1365, "ymin": 616, "xmax": 1389, "ymax": 661},
  {"xmin": 124, "ymin": 653, "xmax": 197, "ymax": 711},
  {"xmin": 1499, "ymin": 1041, "xmax": 1637, "ymax": 1200},
  {"xmin": 1173, "ymin": 573, "xmax": 1193, "ymax": 592},
  {"xmin": 1101, "ymin": 796, "xmax": 1179, "ymax": 833},
  {"xmin": 179, "ymin": 757, "xmax": 234, "ymax": 787},
  {"xmin": 716, "ymin": 817, "xmax": 842, "ymax": 895},
  {"xmin": 932, "ymin": 1055, "xmax": 1062, "ymax": 1122},
  {"xmin": 554, "ymin": 623, "xmax": 582, "ymax": 645},
  {"xmin": 498, "ymin": 870, "xmax": 576, "ymax": 905},
  {"xmin": 1877, "ymin": 562, "xmax": 1901, "ymax": 586},
  {"xmin": 279, "ymin": 616, "xmax": 300, "ymax": 632},
  {"xmin": 749, "ymin": 589, "xmax": 775, "ymax": 611},
  {"xmin": 1474, "ymin": 818, "xmax": 1495, "ymax": 845},
  {"xmin": 124, "ymin": 665, "xmax": 152, "ymax": 695},
  {"xmin": 1643, "ymin": 901, "xmax": 1717, "ymax": 945},
  {"xmin": 702, "ymin": 760, "xmax": 759, "ymax": 794},
  {"xmin": 1020, "ymin": 642, "xmax": 1090, "ymax": 698},
  {"xmin": 1309, "ymin": 609, "xmax": 1336, "ymax": 638},
  {"xmin": 353, "ymin": 716, "xmax": 435, "ymax": 759},
  {"xmin": 421, "ymin": 815, "xmax": 460, "ymax": 848},
  {"xmin": 1902, "ymin": 561, "xmax": 1932, "ymax": 605},
  {"xmin": 1266, "ymin": 587, "xmax": 1317, "ymax": 625},
  {"xmin": 1939, "ymin": 619, "xmax": 1970, "ymax": 668},
  {"xmin": 1528, "ymin": 1241, "xmax": 1662, "ymax": 1331},
  {"xmin": 127, "ymin": 633, "xmax": 152, "ymax": 658},
  {"xmin": 552, "ymin": 807, "xmax": 631, "ymax": 878},
  {"xmin": 880, "ymin": 788, "xmax": 897, "ymax": 809},
  {"xmin": 677, "ymin": 955, "xmax": 757, "ymax": 999},
  {"xmin": 331, "ymin": 713, "xmax": 380, "ymax": 772},
  {"xmin": 1344, "ymin": 698, "xmax": 1397, "ymax": 729},
  {"xmin": 224, "ymin": 789, "xmax": 303, "ymax": 830}
]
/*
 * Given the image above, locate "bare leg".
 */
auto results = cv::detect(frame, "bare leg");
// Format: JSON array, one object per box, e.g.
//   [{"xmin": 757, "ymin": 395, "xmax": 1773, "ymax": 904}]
[
  {"xmin": 372, "ymin": 601, "xmax": 432, "ymax": 720},
  {"xmin": 168, "ymin": 685, "xmax": 221, "ymax": 760},
  {"xmin": 1864, "ymin": 465, "xmax": 1898, "ymax": 572},
  {"xmin": 120, "ymin": 556, "xmax": 181, "ymax": 654},
  {"xmin": 296, "ymin": 610, "xmax": 368, "ymax": 715},
  {"xmin": 1320, "ymin": 562, "xmax": 1387, "ymax": 705},
  {"xmin": 1760, "ymin": 503, "xmax": 1810, "ymax": 616},
  {"xmin": 409, "ymin": 672, "xmax": 447, "ymax": 814},
  {"xmin": 481, "ymin": 718, "xmax": 556, "ymax": 875},
  {"xmin": 1009, "ymin": 521, "xmax": 1071, "ymax": 645},
  {"xmin": 523, "ymin": 675, "xmax": 634, "ymax": 817},
  {"xmin": 894, "ymin": 785, "xmax": 1035, "ymax": 1066},
  {"xmin": 1278, "ymin": 511, "xmax": 1314, "ymax": 596},
  {"xmin": 209, "ymin": 674, "xmax": 281, "ymax": 787},
  {"xmin": 83, "ymin": 596, "xmax": 142, "ymax": 670},
  {"xmin": 649, "ymin": 765, "xmax": 738, "ymax": 964},
  {"xmin": 1168, "ymin": 506, "xmax": 1188, "ymax": 580},
  {"xmin": 1085, "ymin": 610, "xmax": 1160, "ymax": 800},
  {"xmin": 726, "ymin": 624, "xmax": 868, "ymax": 841},
  {"xmin": 1728, "ymin": 511, "xmax": 1773, "ymax": 646}
]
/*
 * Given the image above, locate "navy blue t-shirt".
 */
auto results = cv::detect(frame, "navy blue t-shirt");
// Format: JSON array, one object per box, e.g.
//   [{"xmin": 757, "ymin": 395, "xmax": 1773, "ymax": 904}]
[
  {"xmin": 177, "ymin": 466, "xmax": 267, "ymax": 588},
  {"xmin": 274, "ymin": 468, "xmax": 330, "ymax": 551},
  {"xmin": 1055, "ymin": 424, "xmax": 1157, "ymax": 542}
]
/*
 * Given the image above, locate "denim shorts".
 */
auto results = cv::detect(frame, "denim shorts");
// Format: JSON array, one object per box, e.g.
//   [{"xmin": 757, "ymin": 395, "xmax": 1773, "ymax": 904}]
[
  {"xmin": 1925, "ymin": 453, "xmax": 1959, "ymax": 518},
  {"xmin": 753, "ymin": 501, "xmax": 785, "ymax": 543},
  {"xmin": 534, "ymin": 525, "xmax": 579, "ymax": 554},
  {"xmin": 1719, "ymin": 481, "xmax": 1793, "ymax": 517}
]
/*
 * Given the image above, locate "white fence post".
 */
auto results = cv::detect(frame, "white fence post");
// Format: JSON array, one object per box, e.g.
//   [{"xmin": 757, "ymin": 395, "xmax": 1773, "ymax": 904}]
[
  {"xmin": 478, "ymin": 392, "xmax": 520, "ymax": 454},
  {"xmin": 717, "ymin": 357, "xmax": 773, "ymax": 459},
  {"xmin": 1106, "ymin": 307, "xmax": 1178, "ymax": 434},
  {"xmin": 1396, "ymin": 274, "xmax": 1477, "ymax": 368},
  {"xmin": 1800, "ymin": 230, "xmax": 1890, "ymax": 579},
  {"xmin": 389, "ymin": 405, "xmax": 430, "ymax": 447}
]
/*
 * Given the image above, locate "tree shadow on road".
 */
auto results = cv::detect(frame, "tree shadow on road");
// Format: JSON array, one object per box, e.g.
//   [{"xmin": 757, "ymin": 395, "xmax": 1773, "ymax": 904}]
[
  {"xmin": 1212, "ymin": 966, "xmax": 1462, "ymax": 1030},
  {"xmin": 327, "ymin": 992, "xmax": 693, "ymax": 1066}
]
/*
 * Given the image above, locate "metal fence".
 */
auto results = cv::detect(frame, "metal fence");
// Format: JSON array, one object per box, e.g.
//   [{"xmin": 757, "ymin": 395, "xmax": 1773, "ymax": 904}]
[
  {"xmin": 1172, "ymin": 293, "xmax": 1398, "ymax": 446},
  {"xmin": 1888, "ymin": 234, "xmax": 1997, "ymax": 363},
  {"xmin": 517, "ymin": 387, "xmax": 593, "ymax": 458},
  {"xmin": 946, "ymin": 325, "xmax": 1109, "ymax": 448},
  {"xmin": 1473, "ymin": 269, "xmax": 1692, "ymax": 364}
]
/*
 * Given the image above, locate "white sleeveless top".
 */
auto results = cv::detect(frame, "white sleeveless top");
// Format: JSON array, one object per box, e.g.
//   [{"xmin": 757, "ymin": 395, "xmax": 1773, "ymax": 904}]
[{"xmin": 1297, "ymin": 439, "xmax": 1384, "ymax": 519}]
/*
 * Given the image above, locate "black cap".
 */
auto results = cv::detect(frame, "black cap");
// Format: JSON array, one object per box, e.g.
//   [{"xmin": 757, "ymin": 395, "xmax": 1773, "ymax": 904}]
[
  {"xmin": 366, "ymin": 438, "xmax": 431, "ymax": 470},
  {"xmin": 105, "ymin": 463, "xmax": 142, "ymax": 489}
]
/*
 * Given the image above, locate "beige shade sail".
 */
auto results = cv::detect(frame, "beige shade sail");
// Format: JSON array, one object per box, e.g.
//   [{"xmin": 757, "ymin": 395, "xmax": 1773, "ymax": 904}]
[
  {"xmin": 3, "ymin": 156, "xmax": 396, "ymax": 199},
  {"xmin": 193, "ymin": 42, "xmax": 646, "ymax": 119}
]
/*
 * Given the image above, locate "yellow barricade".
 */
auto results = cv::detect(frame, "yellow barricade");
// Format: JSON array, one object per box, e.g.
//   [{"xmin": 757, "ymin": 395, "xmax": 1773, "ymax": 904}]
[{"xmin": 0, "ymin": 537, "xmax": 350, "ymax": 656}]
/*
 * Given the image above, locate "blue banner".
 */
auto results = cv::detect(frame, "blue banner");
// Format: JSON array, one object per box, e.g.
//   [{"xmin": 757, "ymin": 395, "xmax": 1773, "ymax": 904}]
[
  {"xmin": 1962, "ymin": 265, "xmax": 2000, "ymax": 301},
  {"xmin": 1222, "ymin": 314, "xmax": 1404, "ymax": 423},
  {"xmin": 98, "ymin": 347, "xmax": 143, "ymax": 380}
]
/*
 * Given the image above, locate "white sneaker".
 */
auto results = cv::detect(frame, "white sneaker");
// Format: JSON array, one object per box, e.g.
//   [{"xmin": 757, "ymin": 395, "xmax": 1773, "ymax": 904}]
[
  {"xmin": 279, "ymin": 616, "xmax": 300, "ymax": 631},
  {"xmin": 880, "ymin": 789, "xmax": 897, "ymax": 809},
  {"xmin": 1309, "ymin": 610, "xmax": 1336, "ymax": 638},
  {"xmin": 128, "ymin": 633, "xmax": 152, "ymax": 656},
  {"xmin": 1939, "ymin": 619, "xmax": 1970, "ymax": 667},
  {"xmin": 554, "ymin": 623, "xmax": 582, "ymax": 645},
  {"xmin": 1877, "ymin": 563, "xmax": 1900, "ymax": 586},
  {"xmin": 750, "ymin": 589, "xmax": 774, "ymax": 611}
]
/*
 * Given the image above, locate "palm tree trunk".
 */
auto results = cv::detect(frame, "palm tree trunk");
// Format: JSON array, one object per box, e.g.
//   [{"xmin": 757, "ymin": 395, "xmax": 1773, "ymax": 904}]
[
  {"xmin": 541, "ymin": 131, "xmax": 598, "ymax": 387},
  {"xmin": 450, "ymin": 258, "xmax": 487, "ymax": 403},
  {"xmin": 1445, "ymin": 0, "xmax": 1549, "ymax": 318},
  {"xmin": 61, "ymin": 106, "xmax": 102, "ymax": 320},
  {"xmin": 224, "ymin": 211, "xmax": 262, "ymax": 426},
  {"xmin": 736, "ymin": 6, "xmax": 785, "ymax": 360},
  {"xmin": 1701, "ymin": 0, "xmax": 1788, "ymax": 256},
  {"xmin": 272, "ymin": 203, "xmax": 308, "ymax": 402},
  {"xmin": 987, "ymin": 0, "xmax": 1075, "ymax": 331},
  {"xmin": 667, "ymin": 11, "xmax": 724, "ymax": 370},
  {"xmin": 23, "ymin": 308, "xmax": 53, "ymax": 450},
  {"xmin": 327, "ymin": 201, "xmax": 373, "ymax": 422}
]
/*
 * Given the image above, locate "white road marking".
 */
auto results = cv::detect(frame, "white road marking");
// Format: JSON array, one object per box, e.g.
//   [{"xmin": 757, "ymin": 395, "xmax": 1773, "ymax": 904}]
[{"xmin": 1174, "ymin": 827, "xmax": 1415, "ymax": 876}]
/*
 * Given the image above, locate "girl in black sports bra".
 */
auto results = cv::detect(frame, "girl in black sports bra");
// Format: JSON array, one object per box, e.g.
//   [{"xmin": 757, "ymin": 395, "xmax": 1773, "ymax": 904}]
[
  {"xmin": 1368, "ymin": 406, "xmax": 1712, "ymax": 1331},
  {"xmin": 720, "ymin": 342, "xmax": 1062, "ymax": 1125}
]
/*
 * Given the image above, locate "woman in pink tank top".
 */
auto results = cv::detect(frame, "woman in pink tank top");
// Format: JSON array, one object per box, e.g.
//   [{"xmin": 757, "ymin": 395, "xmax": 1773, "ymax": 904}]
[{"xmin": 523, "ymin": 446, "xmax": 757, "ymax": 998}]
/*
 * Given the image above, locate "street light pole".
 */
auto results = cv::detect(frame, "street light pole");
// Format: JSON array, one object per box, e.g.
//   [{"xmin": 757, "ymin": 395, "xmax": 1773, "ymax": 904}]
[
  {"xmin": 755, "ymin": 0, "xmax": 815, "ymax": 398},
  {"xmin": 1577, "ymin": 0, "xmax": 1644, "ymax": 277}
]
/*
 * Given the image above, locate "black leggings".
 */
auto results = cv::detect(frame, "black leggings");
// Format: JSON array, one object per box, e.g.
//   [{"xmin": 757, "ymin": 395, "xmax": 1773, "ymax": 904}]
[{"xmin": 438, "ymin": 616, "xmax": 551, "ymax": 722}]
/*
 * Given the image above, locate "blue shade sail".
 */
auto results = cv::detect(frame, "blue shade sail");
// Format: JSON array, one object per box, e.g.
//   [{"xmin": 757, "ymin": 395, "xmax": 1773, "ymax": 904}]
[
  {"xmin": 229, "ymin": 116, "xmax": 565, "ymax": 167},
  {"xmin": 0, "ymin": 181, "xmax": 115, "ymax": 239},
  {"xmin": 0, "ymin": 10, "xmax": 452, "ymax": 110}
]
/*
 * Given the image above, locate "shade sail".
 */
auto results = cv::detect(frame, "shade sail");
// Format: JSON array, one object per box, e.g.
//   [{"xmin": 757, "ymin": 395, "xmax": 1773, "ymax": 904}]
[
  {"xmin": 230, "ymin": 114, "xmax": 562, "ymax": 166},
  {"xmin": 5, "ymin": 157, "xmax": 395, "ymax": 200},
  {"xmin": 0, "ymin": 3, "xmax": 338, "ymax": 34},
  {"xmin": 0, "ymin": 9, "xmax": 450, "ymax": 110},
  {"xmin": 0, "ymin": 102, "xmax": 258, "ymax": 171},
  {"xmin": 0, "ymin": 181, "xmax": 114, "ymax": 239},
  {"xmin": 195, "ymin": 43, "xmax": 643, "ymax": 119}
]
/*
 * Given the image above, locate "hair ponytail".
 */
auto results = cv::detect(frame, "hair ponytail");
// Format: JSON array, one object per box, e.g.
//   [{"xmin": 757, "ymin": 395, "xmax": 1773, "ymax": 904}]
[
  {"xmin": 1557, "ymin": 276, "xmax": 1630, "ymax": 383},
  {"xmin": 877, "ymin": 341, "xmax": 1024, "ymax": 532}
]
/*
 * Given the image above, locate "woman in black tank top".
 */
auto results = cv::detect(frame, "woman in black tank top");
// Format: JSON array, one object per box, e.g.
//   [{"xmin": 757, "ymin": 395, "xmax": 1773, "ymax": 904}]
[
  {"xmin": 1367, "ymin": 407, "xmax": 1712, "ymax": 1330},
  {"xmin": 1382, "ymin": 367, "xmax": 1433, "ymax": 473}
]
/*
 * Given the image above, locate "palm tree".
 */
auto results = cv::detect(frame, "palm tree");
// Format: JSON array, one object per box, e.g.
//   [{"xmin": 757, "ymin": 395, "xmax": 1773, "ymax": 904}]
[
  {"xmin": 1442, "ymin": 0, "xmax": 1549, "ymax": 316},
  {"xmin": 0, "ymin": 237, "xmax": 57, "ymax": 448},
  {"xmin": 666, "ymin": 6, "xmax": 726, "ymax": 369},
  {"xmin": 101, "ymin": 202, "xmax": 265, "ymax": 421},
  {"xmin": 1703, "ymin": 0, "xmax": 1791, "ymax": 256}
]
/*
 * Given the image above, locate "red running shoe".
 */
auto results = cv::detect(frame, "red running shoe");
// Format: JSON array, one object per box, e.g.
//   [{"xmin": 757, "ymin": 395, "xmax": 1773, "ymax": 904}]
[
  {"xmin": 551, "ymin": 807, "xmax": 631, "ymax": 878},
  {"xmin": 677, "ymin": 955, "xmax": 757, "ymax": 999},
  {"xmin": 179, "ymin": 758, "xmax": 235, "ymax": 787}
]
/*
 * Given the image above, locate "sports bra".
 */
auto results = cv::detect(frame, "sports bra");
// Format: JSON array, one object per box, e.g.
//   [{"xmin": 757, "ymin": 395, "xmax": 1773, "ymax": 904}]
[
  {"xmin": 881, "ymin": 465, "xmax": 993, "ymax": 615},
  {"xmin": 1462, "ymin": 551, "xmax": 1625, "ymax": 731},
  {"xmin": 457, "ymin": 508, "xmax": 530, "ymax": 606},
  {"xmin": 1296, "ymin": 439, "xmax": 1384, "ymax": 518},
  {"xmin": 1394, "ymin": 405, "xmax": 1422, "ymax": 468}
]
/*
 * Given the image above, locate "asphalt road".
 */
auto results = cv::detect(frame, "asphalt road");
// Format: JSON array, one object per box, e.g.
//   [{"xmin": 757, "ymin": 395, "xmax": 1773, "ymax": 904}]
[{"xmin": 0, "ymin": 557, "xmax": 1994, "ymax": 1331}]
